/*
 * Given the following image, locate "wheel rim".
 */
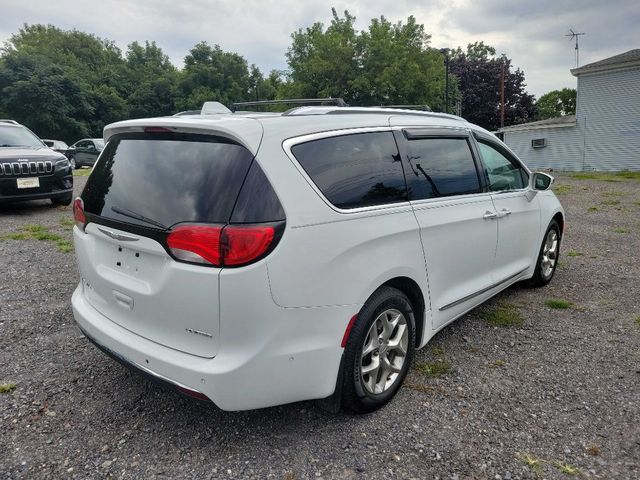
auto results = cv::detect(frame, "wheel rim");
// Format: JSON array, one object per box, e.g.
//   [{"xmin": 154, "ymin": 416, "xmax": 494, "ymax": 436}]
[
  {"xmin": 541, "ymin": 229, "xmax": 558, "ymax": 278},
  {"xmin": 69, "ymin": 157, "xmax": 75, "ymax": 169},
  {"xmin": 360, "ymin": 308, "xmax": 409, "ymax": 395}
]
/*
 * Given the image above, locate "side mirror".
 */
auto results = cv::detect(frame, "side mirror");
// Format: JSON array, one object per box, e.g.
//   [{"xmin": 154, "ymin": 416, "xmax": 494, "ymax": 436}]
[{"xmin": 531, "ymin": 172, "xmax": 554, "ymax": 191}]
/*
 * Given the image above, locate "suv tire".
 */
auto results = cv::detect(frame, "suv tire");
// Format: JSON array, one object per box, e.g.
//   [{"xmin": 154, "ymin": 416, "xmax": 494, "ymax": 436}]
[
  {"xmin": 528, "ymin": 220, "xmax": 561, "ymax": 287},
  {"xmin": 51, "ymin": 193, "xmax": 73, "ymax": 206},
  {"xmin": 341, "ymin": 286, "xmax": 415, "ymax": 413},
  {"xmin": 69, "ymin": 156, "xmax": 79, "ymax": 170}
]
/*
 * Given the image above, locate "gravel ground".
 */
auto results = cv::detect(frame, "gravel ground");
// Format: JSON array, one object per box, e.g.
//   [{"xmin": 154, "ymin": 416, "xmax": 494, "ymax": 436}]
[{"xmin": 1, "ymin": 173, "xmax": 639, "ymax": 480}]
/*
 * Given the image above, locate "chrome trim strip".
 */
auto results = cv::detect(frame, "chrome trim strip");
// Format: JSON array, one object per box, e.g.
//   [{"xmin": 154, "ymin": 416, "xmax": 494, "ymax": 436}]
[
  {"xmin": 97, "ymin": 226, "xmax": 140, "ymax": 242},
  {"xmin": 439, "ymin": 267, "xmax": 529, "ymax": 311}
]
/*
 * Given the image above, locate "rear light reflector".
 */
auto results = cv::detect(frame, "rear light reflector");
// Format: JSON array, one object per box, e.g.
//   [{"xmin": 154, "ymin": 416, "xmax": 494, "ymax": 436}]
[
  {"xmin": 222, "ymin": 225, "xmax": 275, "ymax": 266},
  {"xmin": 73, "ymin": 197, "xmax": 86, "ymax": 231},
  {"xmin": 167, "ymin": 225, "xmax": 223, "ymax": 266},
  {"xmin": 166, "ymin": 224, "xmax": 277, "ymax": 267},
  {"xmin": 341, "ymin": 314, "xmax": 359, "ymax": 348},
  {"xmin": 175, "ymin": 386, "xmax": 211, "ymax": 402}
]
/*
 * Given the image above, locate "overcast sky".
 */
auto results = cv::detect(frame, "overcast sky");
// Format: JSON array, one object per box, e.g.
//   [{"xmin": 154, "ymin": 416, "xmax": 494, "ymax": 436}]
[{"xmin": 1, "ymin": 0, "xmax": 638, "ymax": 97}]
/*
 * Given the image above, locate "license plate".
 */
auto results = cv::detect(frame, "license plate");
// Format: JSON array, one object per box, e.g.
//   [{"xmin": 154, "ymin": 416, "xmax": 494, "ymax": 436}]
[{"xmin": 17, "ymin": 177, "xmax": 40, "ymax": 189}]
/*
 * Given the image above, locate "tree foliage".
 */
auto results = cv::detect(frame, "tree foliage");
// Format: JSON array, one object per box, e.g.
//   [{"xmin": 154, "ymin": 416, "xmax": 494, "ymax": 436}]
[
  {"xmin": 535, "ymin": 88, "xmax": 576, "ymax": 120},
  {"xmin": 285, "ymin": 9, "xmax": 455, "ymax": 110},
  {"xmin": 449, "ymin": 41, "xmax": 536, "ymax": 131},
  {"xmin": 0, "ymin": 15, "xmax": 537, "ymax": 142}
]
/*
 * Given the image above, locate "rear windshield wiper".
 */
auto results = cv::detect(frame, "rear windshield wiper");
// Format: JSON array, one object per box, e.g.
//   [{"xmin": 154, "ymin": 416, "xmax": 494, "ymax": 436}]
[{"xmin": 111, "ymin": 206, "xmax": 168, "ymax": 230}]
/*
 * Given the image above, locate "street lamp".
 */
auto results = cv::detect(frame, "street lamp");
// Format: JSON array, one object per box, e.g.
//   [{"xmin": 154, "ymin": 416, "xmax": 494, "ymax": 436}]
[{"xmin": 439, "ymin": 48, "xmax": 450, "ymax": 114}]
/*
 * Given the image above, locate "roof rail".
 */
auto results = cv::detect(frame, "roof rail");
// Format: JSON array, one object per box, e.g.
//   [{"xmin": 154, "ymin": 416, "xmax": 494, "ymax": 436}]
[
  {"xmin": 375, "ymin": 105, "xmax": 432, "ymax": 112},
  {"xmin": 0, "ymin": 119, "xmax": 20, "ymax": 125},
  {"xmin": 230, "ymin": 98, "xmax": 347, "ymax": 112}
]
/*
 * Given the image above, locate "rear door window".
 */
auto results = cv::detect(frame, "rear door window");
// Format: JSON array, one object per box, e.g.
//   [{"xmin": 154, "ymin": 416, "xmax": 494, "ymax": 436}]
[
  {"xmin": 290, "ymin": 131, "xmax": 407, "ymax": 209},
  {"xmin": 401, "ymin": 136, "xmax": 482, "ymax": 200},
  {"xmin": 81, "ymin": 133, "xmax": 254, "ymax": 228}
]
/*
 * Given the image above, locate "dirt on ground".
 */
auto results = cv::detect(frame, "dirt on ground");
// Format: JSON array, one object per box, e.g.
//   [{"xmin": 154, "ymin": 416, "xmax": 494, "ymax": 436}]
[{"xmin": 1, "ymin": 172, "xmax": 639, "ymax": 479}]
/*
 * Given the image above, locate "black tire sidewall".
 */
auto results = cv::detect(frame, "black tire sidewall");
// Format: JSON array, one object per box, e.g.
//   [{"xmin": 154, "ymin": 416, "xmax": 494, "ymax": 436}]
[
  {"xmin": 342, "ymin": 287, "xmax": 416, "ymax": 413},
  {"xmin": 532, "ymin": 220, "xmax": 561, "ymax": 286}
]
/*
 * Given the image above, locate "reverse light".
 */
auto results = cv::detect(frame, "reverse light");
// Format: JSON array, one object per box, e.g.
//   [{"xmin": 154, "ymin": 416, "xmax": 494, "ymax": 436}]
[
  {"xmin": 166, "ymin": 224, "xmax": 277, "ymax": 267},
  {"xmin": 167, "ymin": 225, "xmax": 223, "ymax": 266},
  {"xmin": 73, "ymin": 197, "xmax": 87, "ymax": 231}
]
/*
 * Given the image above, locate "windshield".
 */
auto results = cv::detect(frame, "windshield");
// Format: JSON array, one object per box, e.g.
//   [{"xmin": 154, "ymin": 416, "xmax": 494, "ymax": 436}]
[{"xmin": 0, "ymin": 125, "xmax": 44, "ymax": 148}]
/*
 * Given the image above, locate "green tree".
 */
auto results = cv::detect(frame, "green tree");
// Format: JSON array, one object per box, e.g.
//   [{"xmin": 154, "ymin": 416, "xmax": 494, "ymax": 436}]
[
  {"xmin": 125, "ymin": 41, "xmax": 178, "ymax": 118},
  {"xmin": 448, "ymin": 42, "xmax": 535, "ymax": 131},
  {"xmin": 0, "ymin": 24, "xmax": 129, "ymax": 141},
  {"xmin": 535, "ymin": 88, "xmax": 576, "ymax": 120},
  {"xmin": 178, "ymin": 41, "xmax": 251, "ymax": 110}
]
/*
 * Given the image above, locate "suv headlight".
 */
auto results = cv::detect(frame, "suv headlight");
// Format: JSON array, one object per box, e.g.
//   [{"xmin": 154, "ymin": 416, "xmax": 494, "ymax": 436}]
[{"xmin": 55, "ymin": 158, "xmax": 70, "ymax": 172}]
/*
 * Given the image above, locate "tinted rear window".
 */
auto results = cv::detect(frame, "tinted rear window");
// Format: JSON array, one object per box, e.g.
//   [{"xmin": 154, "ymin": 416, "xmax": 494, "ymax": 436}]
[
  {"xmin": 82, "ymin": 133, "xmax": 254, "ymax": 228},
  {"xmin": 404, "ymin": 138, "xmax": 481, "ymax": 199},
  {"xmin": 290, "ymin": 132, "xmax": 407, "ymax": 209}
]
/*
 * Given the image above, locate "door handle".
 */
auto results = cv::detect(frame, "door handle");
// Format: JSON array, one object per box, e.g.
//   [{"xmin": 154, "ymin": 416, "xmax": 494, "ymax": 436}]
[
  {"xmin": 500, "ymin": 208, "xmax": 512, "ymax": 216},
  {"xmin": 483, "ymin": 211, "xmax": 499, "ymax": 220}
]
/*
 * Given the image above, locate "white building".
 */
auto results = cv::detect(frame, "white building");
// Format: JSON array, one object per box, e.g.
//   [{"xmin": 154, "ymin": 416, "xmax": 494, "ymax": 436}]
[{"xmin": 498, "ymin": 49, "xmax": 640, "ymax": 171}]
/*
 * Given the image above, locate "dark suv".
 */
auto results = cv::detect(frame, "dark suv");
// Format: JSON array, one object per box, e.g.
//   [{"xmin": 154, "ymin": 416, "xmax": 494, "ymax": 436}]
[{"xmin": 0, "ymin": 120, "xmax": 73, "ymax": 205}]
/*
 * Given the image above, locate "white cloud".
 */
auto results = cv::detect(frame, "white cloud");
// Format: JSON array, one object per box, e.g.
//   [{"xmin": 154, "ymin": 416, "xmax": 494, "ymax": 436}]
[{"xmin": 0, "ymin": 0, "xmax": 638, "ymax": 96}]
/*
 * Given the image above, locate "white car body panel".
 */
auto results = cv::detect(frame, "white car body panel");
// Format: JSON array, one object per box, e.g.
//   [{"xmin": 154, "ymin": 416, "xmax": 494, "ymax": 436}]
[{"xmin": 71, "ymin": 107, "xmax": 564, "ymax": 410}]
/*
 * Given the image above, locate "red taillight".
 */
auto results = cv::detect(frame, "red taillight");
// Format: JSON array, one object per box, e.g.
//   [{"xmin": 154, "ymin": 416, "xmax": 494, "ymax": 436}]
[
  {"xmin": 222, "ymin": 225, "xmax": 275, "ymax": 266},
  {"xmin": 166, "ymin": 224, "xmax": 277, "ymax": 267},
  {"xmin": 73, "ymin": 197, "xmax": 86, "ymax": 230},
  {"xmin": 175, "ymin": 386, "xmax": 211, "ymax": 402},
  {"xmin": 167, "ymin": 225, "xmax": 223, "ymax": 266}
]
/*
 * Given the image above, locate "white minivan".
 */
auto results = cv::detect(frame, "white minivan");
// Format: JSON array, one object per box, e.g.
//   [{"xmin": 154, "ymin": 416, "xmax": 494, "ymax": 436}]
[{"xmin": 71, "ymin": 103, "xmax": 564, "ymax": 413}]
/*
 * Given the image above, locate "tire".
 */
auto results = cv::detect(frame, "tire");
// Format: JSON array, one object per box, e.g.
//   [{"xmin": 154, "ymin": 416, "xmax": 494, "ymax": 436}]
[
  {"xmin": 341, "ymin": 286, "xmax": 416, "ymax": 413},
  {"xmin": 528, "ymin": 220, "xmax": 561, "ymax": 287},
  {"xmin": 69, "ymin": 156, "xmax": 79, "ymax": 170},
  {"xmin": 51, "ymin": 192, "xmax": 73, "ymax": 206}
]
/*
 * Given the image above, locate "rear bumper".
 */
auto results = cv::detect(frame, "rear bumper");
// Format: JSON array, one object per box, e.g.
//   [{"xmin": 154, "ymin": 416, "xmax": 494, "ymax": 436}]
[{"xmin": 71, "ymin": 275, "xmax": 357, "ymax": 411}]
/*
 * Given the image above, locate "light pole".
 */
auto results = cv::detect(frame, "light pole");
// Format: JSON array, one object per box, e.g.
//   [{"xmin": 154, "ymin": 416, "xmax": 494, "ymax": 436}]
[{"xmin": 440, "ymin": 48, "xmax": 450, "ymax": 114}]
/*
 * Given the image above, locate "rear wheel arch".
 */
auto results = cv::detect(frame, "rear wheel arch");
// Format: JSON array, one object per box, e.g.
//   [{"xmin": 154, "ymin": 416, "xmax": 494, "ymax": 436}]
[{"xmin": 380, "ymin": 277, "xmax": 426, "ymax": 348}]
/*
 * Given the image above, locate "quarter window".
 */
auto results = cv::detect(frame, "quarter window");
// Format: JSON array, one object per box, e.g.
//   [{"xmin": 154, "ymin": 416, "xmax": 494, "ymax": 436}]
[
  {"xmin": 477, "ymin": 141, "xmax": 528, "ymax": 191},
  {"xmin": 403, "ymin": 137, "xmax": 481, "ymax": 200},
  {"xmin": 291, "ymin": 132, "xmax": 407, "ymax": 209}
]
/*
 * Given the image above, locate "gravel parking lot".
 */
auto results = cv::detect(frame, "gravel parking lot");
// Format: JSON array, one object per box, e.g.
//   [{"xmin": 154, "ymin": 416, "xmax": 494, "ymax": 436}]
[{"xmin": 1, "ymin": 172, "xmax": 639, "ymax": 479}]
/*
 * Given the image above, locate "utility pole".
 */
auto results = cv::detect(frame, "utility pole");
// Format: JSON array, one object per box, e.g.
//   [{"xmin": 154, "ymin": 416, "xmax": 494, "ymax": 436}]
[
  {"xmin": 500, "ymin": 60, "xmax": 505, "ymax": 129},
  {"xmin": 440, "ymin": 48, "xmax": 450, "ymax": 113}
]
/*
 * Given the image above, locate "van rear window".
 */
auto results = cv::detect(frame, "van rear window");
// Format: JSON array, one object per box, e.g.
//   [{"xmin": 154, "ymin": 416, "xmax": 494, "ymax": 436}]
[{"xmin": 81, "ymin": 133, "xmax": 254, "ymax": 228}]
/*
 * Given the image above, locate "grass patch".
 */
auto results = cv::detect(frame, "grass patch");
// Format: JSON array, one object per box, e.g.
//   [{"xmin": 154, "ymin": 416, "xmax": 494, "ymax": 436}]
[
  {"xmin": 482, "ymin": 302, "xmax": 524, "ymax": 327},
  {"xmin": 566, "ymin": 251, "xmax": 583, "ymax": 257},
  {"xmin": 570, "ymin": 171, "xmax": 640, "ymax": 182},
  {"xmin": 431, "ymin": 346, "xmax": 445, "ymax": 357},
  {"xmin": 601, "ymin": 199, "xmax": 621, "ymax": 206},
  {"xmin": 415, "ymin": 360, "xmax": 454, "ymax": 378},
  {"xmin": 60, "ymin": 217, "xmax": 75, "ymax": 228},
  {"xmin": 553, "ymin": 184, "xmax": 571, "ymax": 195},
  {"xmin": 73, "ymin": 168, "xmax": 92, "ymax": 177},
  {"xmin": 517, "ymin": 453, "xmax": 543, "ymax": 475},
  {"xmin": 545, "ymin": 298, "xmax": 573, "ymax": 309},
  {"xmin": 554, "ymin": 461, "xmax": 581, "ymax": 476},
  {"xmin": 0, "ymin": 382, "xmax": 17, "ymax": 393},
  {"xmin": 634, "ymin": 316, "xmax": 640, "ymax": 328},
  {"xmin": 587, "ymin": 206, "xmax": 599, "ymax": 212},
  {"xmin": 613, "ymin": 227, "xmax": 629, "ymax": 233},
  {"xmin": 490, "ymin": 359, "xmax": 505, "ymax": 368},
  {"xmin": 0, "ymin": 225, "xmax": 73, "ymax": 253}
]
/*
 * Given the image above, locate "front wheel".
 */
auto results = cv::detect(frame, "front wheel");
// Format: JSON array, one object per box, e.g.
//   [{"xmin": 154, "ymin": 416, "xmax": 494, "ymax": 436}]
[
  {"xmin": 528, "ymin": 220, "xmax": 561, "ymax": 287},
  {"xmin": 341, "ymin": 286, "xmax": 415, "ymax": 413},
  {"xmin": 69, "ymin": 156, "xmax": 79, "ymax": 170}
]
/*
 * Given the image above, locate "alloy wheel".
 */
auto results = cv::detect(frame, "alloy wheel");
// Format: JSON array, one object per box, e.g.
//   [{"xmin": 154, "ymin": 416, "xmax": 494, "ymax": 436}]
[{"xmin": 541, "ymin": 229, "xmax": 558, "ymax": 278}]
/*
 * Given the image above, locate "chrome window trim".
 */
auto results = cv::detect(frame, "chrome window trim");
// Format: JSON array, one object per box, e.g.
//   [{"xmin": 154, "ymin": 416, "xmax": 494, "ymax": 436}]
[{"xmin": 282, "ymin": 126, "xmax": 412, "ymax": 215}]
